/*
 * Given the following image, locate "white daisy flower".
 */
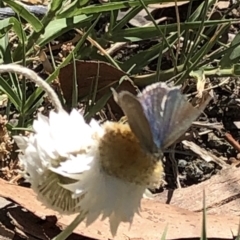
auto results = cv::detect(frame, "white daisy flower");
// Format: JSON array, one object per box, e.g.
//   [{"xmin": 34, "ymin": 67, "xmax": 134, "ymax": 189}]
[
  {"xmin": 14, "ymin": 109, "xmax": 163, "ymax": 236},
  {"xmin": 14, "ymin": 109, "xmax": 102, "ymax": 214}
]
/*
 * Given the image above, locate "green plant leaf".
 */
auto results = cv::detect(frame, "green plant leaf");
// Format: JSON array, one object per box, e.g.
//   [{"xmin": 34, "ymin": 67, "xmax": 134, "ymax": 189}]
[
  {"xmin": 110, "ymin": 20, "xmax": 232, "ymax": 42},
  {"xmin": 9, "ymin": 18, "xmax": 27, "ymax": 44},
  {"xmin": 0, "ymin": 18, "xmax": 13, "ymax": 38},
  {"xmin": 177, "ymin": 23, "xmax": 231, "ymax": 84},
  {"xmin": 0, "ymin": 76, "xmax": 21, "ymax": 110},
  {"xmin": 0, "ymin": 21, "xmax": 12, "ymax": 64},
  {"xmin": 49, "ymin": 0, "xmax": 63, "ymax": 12},
  {"xmin": 233, "ymin": 64, "xmax": 240, "ymax": 75},
  {"xmin": 220, "ymin": 31, "xmax": 240, "ymax": 68},
  {"xmin": 2, "ymin": 0, "xmax": 43, "ymax": 32},
  {"xmin": 36, "ymin": 14, "xmax": 93, "ymax": 47}
]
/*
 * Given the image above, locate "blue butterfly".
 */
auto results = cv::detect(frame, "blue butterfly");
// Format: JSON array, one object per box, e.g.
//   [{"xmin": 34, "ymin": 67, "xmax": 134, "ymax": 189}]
[{"xmin": 112, "ymin": 82, "xmax": 210, "ymax": 154}]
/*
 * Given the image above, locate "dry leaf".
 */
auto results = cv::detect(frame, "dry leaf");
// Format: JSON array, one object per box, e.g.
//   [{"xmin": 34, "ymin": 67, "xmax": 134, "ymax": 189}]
[
  {"xmin": 58, "ymin": 60, "xmax": 137, "ymax": 114},
  {"xmin": 39, "ymin": 50, "xmax": 53, "ymax": 74}
]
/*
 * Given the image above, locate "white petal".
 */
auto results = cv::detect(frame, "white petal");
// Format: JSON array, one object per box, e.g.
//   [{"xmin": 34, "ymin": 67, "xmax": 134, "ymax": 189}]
[
  {"xmin": 63, "ymin": 160, "xmax": 145, "ymax": 236},
  {"xmin": 49, "ymin": 154, "xmax": 93, "ymax": 179},
  {"xmin": 13, "ymin": 136, "xmax": 29, "ymax": 150},
  {"xmin": 33, "ymin": 113, "xmax": 49, "ymax": 133},
  {"xmin": 61, "ymin": 154, "xmax": 93, "ymax": 173}
]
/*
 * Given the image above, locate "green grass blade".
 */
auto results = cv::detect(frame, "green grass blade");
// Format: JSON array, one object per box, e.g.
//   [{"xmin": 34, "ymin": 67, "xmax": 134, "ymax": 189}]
[
  {"xmin": 58, "ymin": 0, "xmax": 91, "ymax": 15},
  {"xmin": 122, "ymin": 32, "xmax": 180, "ymax": 74},
  {"xmin": 49, "ymin": 0, "xmax": 63, "ymax": 12},
  {"xmin": 113, "ymin": 6, "xmax": 143, "ymax": 32},
  {"xmin": 36, "ymin": 15, "xmax": 93, "ymax": 47},
  {"xmin": 0, "ymin": 18, "xmax": 13, "ymax": 38},
  {"xmin": 161, "ymin": 224, "xmax": 168, "ymax": 240},
  {"xmin": 177, "ymin": 23, "xmax": 230, "ymax": 84},
  {"xmin": 0, "ymin": 21, "xmax": 13, "ymax": 64},
  {"xmin": 9, "ymin": 18, "xmax": 27, "ymax": 44},
  {"xmin": 220, "ymin": 31, "xmax": 240, "ymax": 68},
  {"xmin": 200, "ymin": 190, "xmax": 207, "ymax": 240},
  {"xmin": 71, "ymin": 55, "xmax": 78, "ymax": 108},
  {"xmin": 84, "ymin": 90, "xmax": 112, "ymax": 122},
  {"xmin": 110, "ymin": 20, "xmax": 233, "ymax": 42},
  {"xmin": 0, "ymin": 76, "xmax": 21, "ymax": 110},
  {"xmin": 138, "ymin": 0, "xmax": 176, "ymax": 69}
]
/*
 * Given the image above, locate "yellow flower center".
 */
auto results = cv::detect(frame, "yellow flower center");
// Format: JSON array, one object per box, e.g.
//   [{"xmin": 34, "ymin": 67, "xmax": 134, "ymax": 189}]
[{"xmin": 98, "ymin": 122, "xmax": 163, "ymax": 188}]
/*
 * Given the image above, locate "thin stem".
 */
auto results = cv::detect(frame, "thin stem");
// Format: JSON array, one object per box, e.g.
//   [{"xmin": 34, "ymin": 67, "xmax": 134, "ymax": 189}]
[
  {"xmin": 0, "ymin": 64, "xmax": 63, "ymax": 112},
  {"xmin": 174, "ymin": 0, "xmax": 181, "ymax": 67},
  {"xmin": 52, "ymin": 212, "xmax": 86, "ymax": 240}
]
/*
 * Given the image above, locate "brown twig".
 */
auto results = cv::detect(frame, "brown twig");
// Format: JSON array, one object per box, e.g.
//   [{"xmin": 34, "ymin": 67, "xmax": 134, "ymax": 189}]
[{"xmin": 224, "ymin": 132, "xmax": 240, "ymax": 153}]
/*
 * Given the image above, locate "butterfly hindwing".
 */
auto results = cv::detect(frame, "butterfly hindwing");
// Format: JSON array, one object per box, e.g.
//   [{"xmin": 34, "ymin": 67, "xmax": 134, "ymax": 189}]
[{"xmin": 139, "ymin": 82, "xmax": 206, "ymax": 149}]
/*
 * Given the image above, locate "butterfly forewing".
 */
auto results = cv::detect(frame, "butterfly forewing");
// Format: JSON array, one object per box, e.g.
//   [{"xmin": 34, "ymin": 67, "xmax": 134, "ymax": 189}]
[{"xmin": 112, "ymin": 89, "xmax": 157, "ymax": 153}]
